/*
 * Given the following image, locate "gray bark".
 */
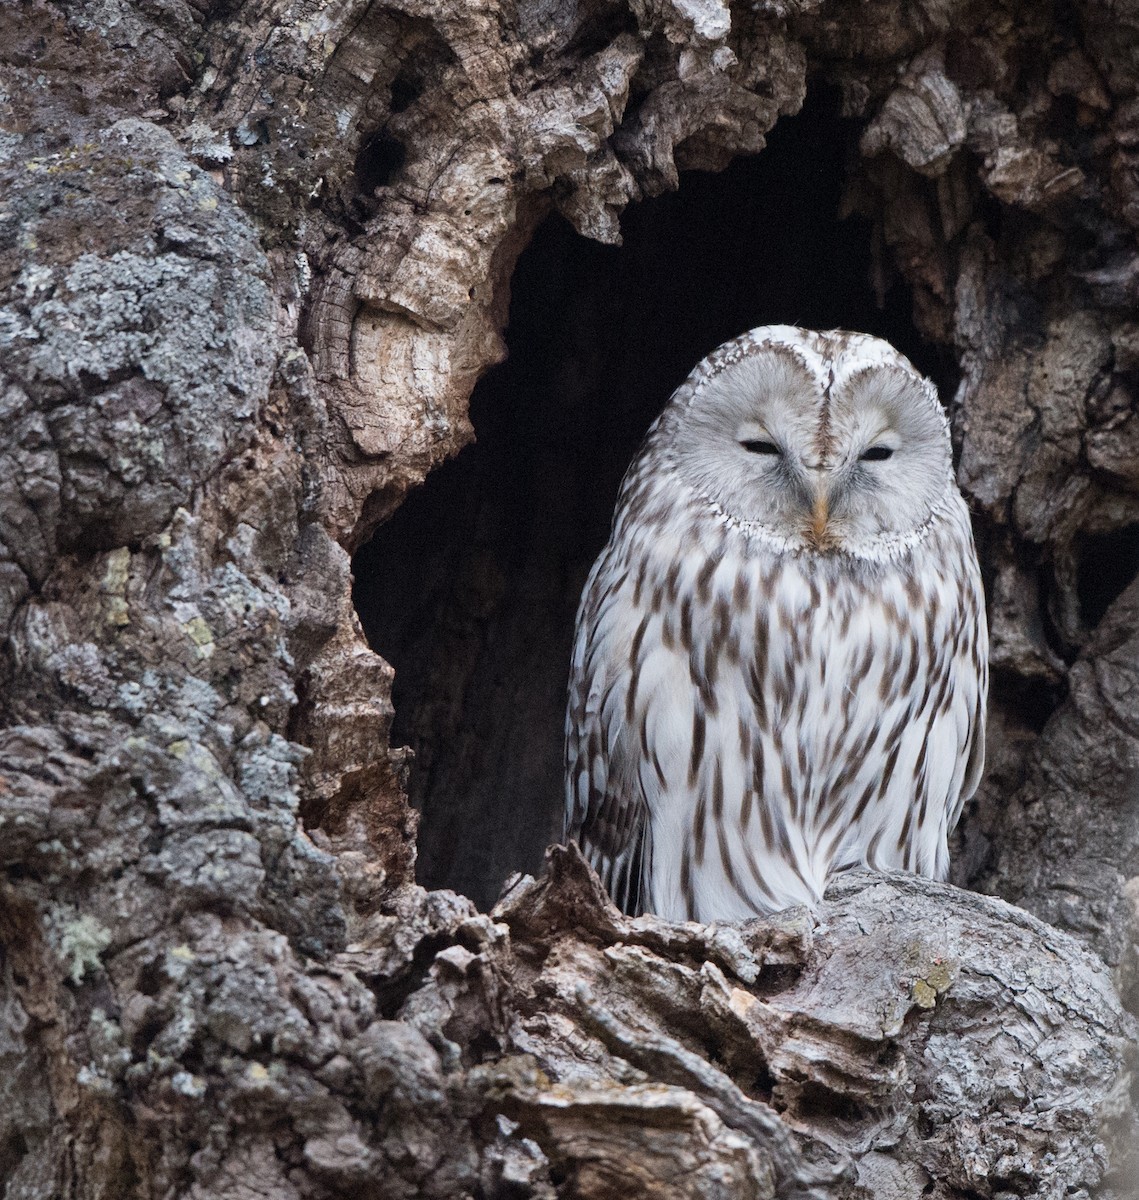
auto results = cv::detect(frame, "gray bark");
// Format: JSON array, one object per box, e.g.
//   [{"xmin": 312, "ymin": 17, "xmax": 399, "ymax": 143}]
[{"xmin": 0, "ymin": 1, "xmax": 1137, "ymax": 1198}]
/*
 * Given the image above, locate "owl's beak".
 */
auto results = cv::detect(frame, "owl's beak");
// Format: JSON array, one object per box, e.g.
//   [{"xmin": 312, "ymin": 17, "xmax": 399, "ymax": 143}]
[{"xmin": 808, "ymin": 491, "xmax": 830, "ymax": 547}]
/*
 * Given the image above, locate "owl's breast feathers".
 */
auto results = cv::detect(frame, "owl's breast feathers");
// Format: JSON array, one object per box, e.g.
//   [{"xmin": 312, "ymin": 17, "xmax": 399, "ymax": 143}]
[{"xmin": 565, "ymin": 489, "xmax": 987, "ymax": 922}]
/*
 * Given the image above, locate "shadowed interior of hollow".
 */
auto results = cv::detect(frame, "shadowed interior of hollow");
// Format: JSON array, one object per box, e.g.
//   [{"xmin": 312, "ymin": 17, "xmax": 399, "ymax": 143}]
[{"xmin": 352, "ymin": 87, "xmax": 955, "ymax": 911}]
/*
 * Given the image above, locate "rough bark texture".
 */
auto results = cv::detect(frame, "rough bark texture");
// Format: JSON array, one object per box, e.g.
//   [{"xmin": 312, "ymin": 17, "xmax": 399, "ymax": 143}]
[{"xmin": 1, "ymin": 1, "xmax": 1138, "ymax": 1198}]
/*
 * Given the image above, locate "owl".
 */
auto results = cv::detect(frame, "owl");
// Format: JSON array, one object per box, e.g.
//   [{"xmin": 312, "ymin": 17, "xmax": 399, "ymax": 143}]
[{"xmin": 564, "ymin": 325, "xmax": 987, "ymax": 922}]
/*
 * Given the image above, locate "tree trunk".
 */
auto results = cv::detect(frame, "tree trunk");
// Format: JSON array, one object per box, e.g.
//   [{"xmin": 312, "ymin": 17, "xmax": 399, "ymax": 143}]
[{"xmin": 0, "ymin": 2, "xmax": 1137, "ymax": 1198}]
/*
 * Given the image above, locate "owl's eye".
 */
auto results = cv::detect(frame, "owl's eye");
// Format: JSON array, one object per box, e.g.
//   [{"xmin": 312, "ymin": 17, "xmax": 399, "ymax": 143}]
[
  {"xmin": 860, "ymin": 445, "xmax": 894, "ymax": 462},
  {"xmin": 741, "ymin": 439, "xmax": 781, "ymax": 456}
]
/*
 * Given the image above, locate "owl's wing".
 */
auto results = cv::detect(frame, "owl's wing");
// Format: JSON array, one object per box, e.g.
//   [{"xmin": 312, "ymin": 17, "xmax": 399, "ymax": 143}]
[
  {"xmin": 565, "ymin": 577, "xmax": 651, "ymax": 916},
  {"xmin": 950, "ymin": 598, "xmax": 988, "ymax": 829},
  {"xmin": 946, "ymin": 555, "xmax": 989, "ymax": 833},
  {"xmin": 960, "ymin": 686, "xmax": 986, "ymax": 803}
]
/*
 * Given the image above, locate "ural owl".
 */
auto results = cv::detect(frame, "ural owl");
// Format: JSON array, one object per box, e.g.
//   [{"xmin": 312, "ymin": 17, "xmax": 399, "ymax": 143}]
[{"xmin": 565, "ymin": 325, "xmax": 987, "ymax": 922}]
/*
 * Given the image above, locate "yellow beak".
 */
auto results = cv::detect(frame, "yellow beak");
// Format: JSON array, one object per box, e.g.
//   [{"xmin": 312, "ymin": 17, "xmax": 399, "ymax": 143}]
[{"xmin": 809, "ymin": 491, "xmax": 830, "ymax": 546}]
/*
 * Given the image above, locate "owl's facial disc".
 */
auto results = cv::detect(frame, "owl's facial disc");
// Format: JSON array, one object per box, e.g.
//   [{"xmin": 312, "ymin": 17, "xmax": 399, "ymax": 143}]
[
  {"xmin": 664, "ymin": 334, "xmax": 953, "ymax": 555},
  {"xmin": 822, "ymin": 367, "xmax": 952, "ymax": 547}
]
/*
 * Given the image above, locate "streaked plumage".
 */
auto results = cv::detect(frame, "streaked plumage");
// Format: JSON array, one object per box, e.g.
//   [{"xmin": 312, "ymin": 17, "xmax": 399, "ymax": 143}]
[{"xmin": 565, "ymin": 325, "xmax": 987, "ymax": 921}]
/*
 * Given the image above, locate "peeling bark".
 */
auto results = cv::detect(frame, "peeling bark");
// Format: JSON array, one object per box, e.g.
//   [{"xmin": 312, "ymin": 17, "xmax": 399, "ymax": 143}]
[{"xmin": 1, "ymin": 1, "xmax": 1138, "ymax": 1197}]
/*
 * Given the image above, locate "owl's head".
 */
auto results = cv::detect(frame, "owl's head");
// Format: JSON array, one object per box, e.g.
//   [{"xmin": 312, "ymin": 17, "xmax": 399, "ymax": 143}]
[{"xmin": 657, "ymin": 326, "xmax": 956, "ymax": 557}]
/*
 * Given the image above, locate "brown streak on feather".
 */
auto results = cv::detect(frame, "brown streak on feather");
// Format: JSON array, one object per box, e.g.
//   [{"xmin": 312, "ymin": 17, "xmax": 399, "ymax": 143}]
[
  {"xmin": 632, "ymin": 558, "xmax": 648, "ymax": 609},
  {"xmin": 625, "ymin": 614, "xmax": 650, "ymax": 723},
  {"xmin": 696, "ymin": 556, "xmax": 717, "ymax": 605},
  {"xmin": 781, "ymin": 755, "xmax": 796, "ymax": 823},
  {"xmin": 689, "ymin": 707, "xmax": 706, "ymax": 787},
  {"xmin": 693, "ymin": 788, "xmax": 707, "ymax": 866},
  {"xmin": 666, "ymin": 560, "xmax": 682, "ymax": 606}
]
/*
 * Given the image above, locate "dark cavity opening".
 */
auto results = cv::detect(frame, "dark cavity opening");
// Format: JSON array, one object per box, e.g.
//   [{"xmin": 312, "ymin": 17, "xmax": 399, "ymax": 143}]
[
  {"xmin": 354, "ymin": 130, "xmax": 406, "ymax": 196},
  {"xmin": 389, "ymin": 71, "xmax": 423, "ymax": 114},
  {"xmin": 352, "ymin": 88, "xmax": 951, "ymax": 909},
  {"xmin": 1076, "ymin": 523, "xmax": 1139, "ymax": 629},
  {"xmin": 0, "ymin": 1131, "xmax": 29, "ymax": 1186}
]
